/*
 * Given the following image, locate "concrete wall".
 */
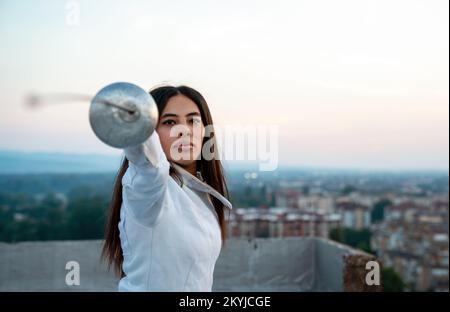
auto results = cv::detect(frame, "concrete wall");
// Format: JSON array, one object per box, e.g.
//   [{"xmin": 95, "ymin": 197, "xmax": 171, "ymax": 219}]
[{"xmin": 0, "ymin": 237, "xmax": 369, "ymax": 292}]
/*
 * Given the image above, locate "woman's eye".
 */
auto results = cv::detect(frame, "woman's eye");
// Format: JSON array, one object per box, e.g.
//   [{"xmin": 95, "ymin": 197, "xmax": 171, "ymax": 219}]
[
  {"xmin": 191, "ymin": 118, "xmax": 202, "ymax": 125},
  {"xmin": 162, "ymin": 120, "xmax": 176, "ymax": 125}
]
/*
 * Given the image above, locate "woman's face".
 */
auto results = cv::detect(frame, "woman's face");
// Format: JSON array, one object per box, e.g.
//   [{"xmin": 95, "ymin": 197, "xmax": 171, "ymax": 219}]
[{"xmin": 156, "ymin": 94, "xmax": 205, "ymax": 167}]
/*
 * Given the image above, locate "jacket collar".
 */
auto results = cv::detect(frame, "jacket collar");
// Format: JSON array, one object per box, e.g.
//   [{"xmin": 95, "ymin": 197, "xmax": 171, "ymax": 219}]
[{"xmin": 170, "ymin": 162, "xmax": 233, "ymax": 210}]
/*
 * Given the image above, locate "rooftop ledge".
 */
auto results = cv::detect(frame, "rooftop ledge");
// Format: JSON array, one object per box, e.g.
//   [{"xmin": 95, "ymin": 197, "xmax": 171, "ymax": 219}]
[{"xmin": 0, "ymin": 237, "xmax": 382, "ymax": 292}]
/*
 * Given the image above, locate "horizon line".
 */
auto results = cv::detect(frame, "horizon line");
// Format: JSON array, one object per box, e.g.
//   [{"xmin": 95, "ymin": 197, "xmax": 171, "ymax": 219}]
[{"xmin": 0, "ymin": 148, "xmax": 448, "ymax": 174}]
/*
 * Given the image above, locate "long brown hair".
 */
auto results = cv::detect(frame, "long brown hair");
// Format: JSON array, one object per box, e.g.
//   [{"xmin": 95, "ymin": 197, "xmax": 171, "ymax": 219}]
[{"xmin": 101, "ymin": 85, "xmax": 230, "ymax": 277}]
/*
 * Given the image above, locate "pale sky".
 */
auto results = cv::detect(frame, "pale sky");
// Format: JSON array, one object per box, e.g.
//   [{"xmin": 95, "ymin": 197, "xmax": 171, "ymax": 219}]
[{"xmin": 0, "ymin": 0, "xmax": 448, "ymax": 170}]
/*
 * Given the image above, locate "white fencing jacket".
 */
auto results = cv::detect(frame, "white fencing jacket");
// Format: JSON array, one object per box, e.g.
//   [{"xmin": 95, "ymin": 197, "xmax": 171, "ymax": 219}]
[{"xmin": 118, "ymin": 131, "xmax": 233, "ymax": 292}]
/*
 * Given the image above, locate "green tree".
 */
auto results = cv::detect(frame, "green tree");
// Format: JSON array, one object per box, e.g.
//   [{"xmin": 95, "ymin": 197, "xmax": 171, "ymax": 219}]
[
  {"xmin": 371, "ymin": 199, "xmax": 392, "ymax": 223},
  {"xmin": 329, "ymin": 227, "xmax": 344, "ymax": 243},
  {"xmin": 382, "ymin": 267, "xmax": 405, "ymax": 292},
  {"xmin": 32, "ymin": 193, "xmax": 67, "ymax": 240},
  {"xmin": 341, "ymin": 185, "xmax": 357, "ymax": 195},
  {"xmin": 329, "ymin": 227, "xmax": 373, "ymax": 253},
  {"xmin": 66, "ymin": 195, "xmax": 107, "ymax": 240}
]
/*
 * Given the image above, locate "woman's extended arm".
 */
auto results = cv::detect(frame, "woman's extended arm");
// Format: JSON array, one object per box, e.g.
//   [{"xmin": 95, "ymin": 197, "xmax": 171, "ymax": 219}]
[{"xmin": 122, "ymin": 131, "xmax": 170, "ymax": 227}]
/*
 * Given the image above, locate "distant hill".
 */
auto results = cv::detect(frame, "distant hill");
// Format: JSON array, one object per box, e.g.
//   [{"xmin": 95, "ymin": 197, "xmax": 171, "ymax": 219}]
[
  {"xmin": 0, "ymin": 149, "xmax": 272, "ymax": 174},
  {"xmin": 0, "ymin": 150, "xmax": 263, "ymax": 174},
  {"xmin": 1, "ymin": 149, "xmax": 447, "ymax": 175},
  {"xmin": 0, "ymin": 150, "xmax": 123, "ymax": 174}
]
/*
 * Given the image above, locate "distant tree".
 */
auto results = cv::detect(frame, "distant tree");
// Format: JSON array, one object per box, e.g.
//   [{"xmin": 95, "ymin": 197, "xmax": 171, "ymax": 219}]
[
  {"xmin": 5, "ymin": 219, "xmax": 39, "ymax": 242},
  {"xmin": 270, "ymin": 191, "xmax": 277, "ymax": 207},
  {"xmin": 329, "ymin": 227, "xmax": 344, "ymax": 243},
  {"xmin": 356, "ymin": 241, "xmax": 372, "ymax": 254},
  {"xmin": 382, "ymin": 267, "xmax": 405, "ymax": 292},
  {"xmin": 341, "ymin": 185, "xmax": 357, "ymax": 195},
  {"xmin": 68, "ymin": 185, "xmax": 99, "ymax": 201},
  {"xmin": 260, "ymin": 184, "xmax": 266, "ymax": 198},
  {"xmin": 66, "ymin": 195, "xmax": 107, "ymax": 240},
  {"xmin": 301, "ymin": 185, "xmax": 310, "ymax": 195},
  {"xmin": 329, "ymin": 227, "xmax": 373, "ymax": 253},
  {"xmin": 0, "ymin": 221, "xmax": 16, "ymax": 242},
  {"xmin": 31, "ymin": 193, "xmax": 67, "ymax": 240},
  {"xmin": 371, "ymin": 199, "xmax": 392, "ymax": 223}
]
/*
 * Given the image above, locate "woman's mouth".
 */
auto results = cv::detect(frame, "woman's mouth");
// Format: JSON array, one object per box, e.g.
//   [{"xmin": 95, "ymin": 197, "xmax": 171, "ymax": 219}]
[{"xmin": 176, "ymin": 142, "xmax": 194, "ymax": 151}]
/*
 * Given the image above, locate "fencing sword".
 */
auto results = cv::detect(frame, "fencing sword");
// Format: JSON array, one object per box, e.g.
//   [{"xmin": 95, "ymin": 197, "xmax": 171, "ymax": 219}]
[{"xmin": 25, "ymin": 82, "xmax": 159, "ymax": 148}]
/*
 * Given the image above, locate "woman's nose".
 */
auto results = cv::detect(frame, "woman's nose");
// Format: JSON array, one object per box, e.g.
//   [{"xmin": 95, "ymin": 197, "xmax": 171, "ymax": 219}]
[{"xmin": 177, "ymin": 125, "xmax": 191, "ymax": 137}]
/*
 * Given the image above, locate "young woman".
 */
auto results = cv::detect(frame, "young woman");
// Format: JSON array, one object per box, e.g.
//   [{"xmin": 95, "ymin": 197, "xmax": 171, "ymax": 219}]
[{"xmin": 101, "ymin": 85, "xmax": 232, "ymax": 291}]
